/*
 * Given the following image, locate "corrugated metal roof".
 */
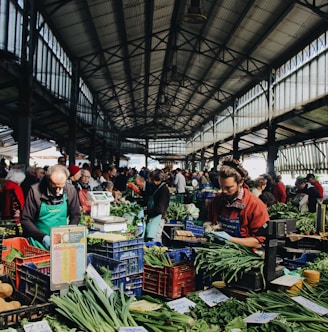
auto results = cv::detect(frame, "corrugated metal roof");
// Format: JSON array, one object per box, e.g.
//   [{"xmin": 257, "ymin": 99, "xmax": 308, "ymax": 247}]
[{"xmin": 0, "ymin": 0, "xmax": 327, "ymax": 162}]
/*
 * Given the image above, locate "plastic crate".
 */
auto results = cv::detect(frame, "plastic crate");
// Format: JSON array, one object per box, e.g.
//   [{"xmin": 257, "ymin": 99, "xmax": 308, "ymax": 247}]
[
  {"xmin": 167, "ymin": 247, "xmax": 192, "ymax": 263},
  {"xmin": 0, "ymin": 274, "xmax": 54, "ymax": 329},
  {"xmin": 2, "ymin": 237, "xmax": 50, "ymax": 290},
  {"xmin": 19, "ymin": 262, "xmax": 53, "ymax": 303},
  {"xmin": 125, "ymin": 274, "xmax": 143, "ymax": 296},
  {"xmin": 87, "ymin": 253, "xmax": 127, "ymax": 289},
  {"xmin": 0, "ymin": 219, "xmax": 20, "ymax": 239},
  {"xmin": 185, "ymin": 221, "xmax": 204, "ymax": 237},
  {"xmin": 284, "ymin": 253, "xmax": 318, "ymax": 270},
  {"xmin": 143, "ymin": 262, "xmax": 195, "ymax": 299},
  {"xmin": 88, "ymin": 237, "xmax": 144, "ymax": 275}
]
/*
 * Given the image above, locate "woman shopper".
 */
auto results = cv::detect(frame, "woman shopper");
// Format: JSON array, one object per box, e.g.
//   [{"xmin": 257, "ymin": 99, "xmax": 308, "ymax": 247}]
[
  {"xmin": 0, "ymin": 168, "xmax": 26, "ymax": 223},
  {"xmin": 145, "ymin": 169, "xmax": 170, "ymax": 242}
]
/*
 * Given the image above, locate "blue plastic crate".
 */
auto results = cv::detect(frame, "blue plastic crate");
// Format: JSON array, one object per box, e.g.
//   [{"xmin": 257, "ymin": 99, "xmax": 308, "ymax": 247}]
[
  {"xmin": 185, "ymin": 221, "xmax": 204, "ymax": 237},
  {"xmin": 145, "ymin": 241, "xmax": 162, "ymax": 247},
  {"xmin": 124, "ymin": 274, "xmax": 143, "ymax": 296},
  {"xmin": 87, "ymin": 253, "xmax": 126, "ymax": 281},
  {"xmin": 284, "ymin": 253, "xmax": 318, "ymax": 270},
  {"xmin": 88, "ymin": 238, "xmax": 144, "ymax": 275},
  {"xmin": 167, "ymin": 247, "xmax": 192, "ymax": 263}
]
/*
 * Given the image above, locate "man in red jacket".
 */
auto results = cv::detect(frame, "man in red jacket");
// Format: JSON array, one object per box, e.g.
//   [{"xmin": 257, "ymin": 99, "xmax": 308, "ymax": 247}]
[
  {"xmin": 207, "ymin": 157, "xmax": 269, "ymax": 249},
  {"xmin": 306, "ymin": 173, "xmax": 324, "ymax": 199}
]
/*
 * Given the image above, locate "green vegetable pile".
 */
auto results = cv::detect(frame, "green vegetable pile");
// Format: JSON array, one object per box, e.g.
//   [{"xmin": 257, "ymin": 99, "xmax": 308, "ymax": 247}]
[
  {"xmin": 187, "ymin": 293, "xmax": 247, "ymax": 328},
  {"xmin": 110, "ymin": 202, "xmax": 142, "ymax": 217},
  {"xmin": 50, "ymin": 279, "xmax": 138, "ymax": 331},
  {"xmin": 165, "ymin": 202, "xmax": 190, "ymax": 222},
  {"xmin": 268, "ymin": 202, "xmax": 317, "ymax": 235},
  {"xmin": 304, "ymin": 252, "xmax": 328, "ymax": 279},
  {"xmin": 143, "ymin": 245, "xmax": 174, "ymax": 268},
  {"xmin": 268, "ymin": 202, "xmax": 299, "ymax": 220},
  {"xmin": 194, "ymin": 241, "xmax": 265, "ymax": 285}
]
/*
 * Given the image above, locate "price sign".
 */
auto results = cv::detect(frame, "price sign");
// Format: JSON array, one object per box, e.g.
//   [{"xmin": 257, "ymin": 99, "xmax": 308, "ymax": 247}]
[
  {"xmin": 198, "ymin": 288, "xmax": 228, "ymax": 307},
  {"xmin": 86, "ymin": 263, "xmax": 113, "ymax": 297},
  {"xmin": 166, "ymin": 297, "xmax": 196, "ymax": 314},
  {"xmin": 243, "ymin": 312, "xmax": 279, "ymax": 324},
  {"xmin": 292, "ymin": 296, "xmax": 328, "ymax": 316},
  {"xmin": 118, "ymin": 327, "xmax": 148, "ymax": 332},
  {"xmin": 23, "ymin": 321, "xmax": 52, "ymax": 332},
  {"xmin": 50, "ymin": 225, "xmax": 87, "ymax": 291}
]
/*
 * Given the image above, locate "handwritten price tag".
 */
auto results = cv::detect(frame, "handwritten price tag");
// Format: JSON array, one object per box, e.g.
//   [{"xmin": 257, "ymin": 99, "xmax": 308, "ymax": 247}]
[
  {"xmin": 198, "ymin": 288, "xmax": 228, "ymax": 307},
  {"xmin": 292, "ymin": 296, "xmax": 328, "ymax": 316},
  {"xmin": 118, "ymin": 327, "xmax": 148, "ymax": 332},
  {"xmin": 243, "ymin": 312, "xmax": 279, "ymax": 324},
  {"xmin": 23, "ymin": 321, "xmax": 52, "ymax": 332},
  {"xmin": 166, "ymin": 297, "xmax": 196, "ymax": 314}
]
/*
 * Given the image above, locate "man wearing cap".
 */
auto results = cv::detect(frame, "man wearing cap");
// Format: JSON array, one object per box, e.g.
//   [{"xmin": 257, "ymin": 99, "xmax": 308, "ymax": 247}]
[
  {"xmin": 306, "ymin": 173, "xmax": 323, "ymax": 199},
  {"xmin": 21, "ymin": 164, "xmax": 81, "ymax": 250},
  {"xmin": 295, "ymin": 177, "xmax": 321, "ymax": 212}
]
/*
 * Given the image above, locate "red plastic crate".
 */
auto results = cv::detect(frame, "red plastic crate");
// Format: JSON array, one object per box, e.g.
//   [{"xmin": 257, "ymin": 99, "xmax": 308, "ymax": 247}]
[
  {"xmin": 1, "ymin": 237, "xmax": 50, "ymax": 289},
  {"xmin": 142, "ymin": 262, "xmax": 195, "ymax": 299}
]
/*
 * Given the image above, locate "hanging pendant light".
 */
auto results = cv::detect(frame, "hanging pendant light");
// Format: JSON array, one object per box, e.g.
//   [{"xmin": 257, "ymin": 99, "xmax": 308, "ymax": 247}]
[{"xmin": 184, "ymin": 0, "xmax": 207, "ymax": 24}]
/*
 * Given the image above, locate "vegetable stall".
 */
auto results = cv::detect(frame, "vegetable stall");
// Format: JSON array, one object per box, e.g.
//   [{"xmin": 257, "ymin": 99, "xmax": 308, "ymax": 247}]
[{"xmin": 0, "ymin": 193, "xmax": 327, "ymax": 331}]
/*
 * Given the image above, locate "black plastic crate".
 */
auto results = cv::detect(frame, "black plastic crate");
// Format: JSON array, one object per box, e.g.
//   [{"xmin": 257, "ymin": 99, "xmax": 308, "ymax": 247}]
[
  {"xmin": 285, "ymin": 237, "xmax": 323, "ymax": 250},
  {"xmin": 0, "ymin": 274, "xmax": 54, "ymax": 329}
]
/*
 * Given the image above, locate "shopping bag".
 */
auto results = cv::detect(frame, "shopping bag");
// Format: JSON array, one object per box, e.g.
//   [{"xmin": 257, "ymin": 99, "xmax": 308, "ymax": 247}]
[{"xmin": 145, "ymin": 214, "xmax": 162, "ymax": 239}]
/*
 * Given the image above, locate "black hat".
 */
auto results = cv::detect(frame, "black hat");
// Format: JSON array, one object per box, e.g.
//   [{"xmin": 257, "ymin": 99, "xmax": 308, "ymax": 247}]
[
  {"xmin": 295, "ymin": 178, "xmax": 306, "ymax": 186},
  {"xmin": 306, "ymin": 173, "xmax": 315, "ymax": 180}
]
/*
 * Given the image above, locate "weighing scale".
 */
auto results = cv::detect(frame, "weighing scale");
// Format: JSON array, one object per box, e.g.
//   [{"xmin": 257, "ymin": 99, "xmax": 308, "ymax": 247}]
[{"xmin": 87, "ymin": 191, "xmax": 128, "ymax": 232}]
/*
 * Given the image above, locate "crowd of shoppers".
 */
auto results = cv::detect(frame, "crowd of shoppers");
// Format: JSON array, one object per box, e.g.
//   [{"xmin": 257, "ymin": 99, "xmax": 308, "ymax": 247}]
[{"xmin": 0, "ymin": 152, "xmax": 326, "ymax": 248}]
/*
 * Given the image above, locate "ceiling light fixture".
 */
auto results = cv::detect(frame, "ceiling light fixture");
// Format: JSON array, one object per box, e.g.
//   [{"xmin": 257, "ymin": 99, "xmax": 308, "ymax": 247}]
[{"xmin": 184, "ymin": 0, "xmax": 207, "ymax": 24}]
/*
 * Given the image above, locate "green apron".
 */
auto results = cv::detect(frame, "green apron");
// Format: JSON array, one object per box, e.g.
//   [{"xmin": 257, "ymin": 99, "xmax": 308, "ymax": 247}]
[{"xmin": 29, "ymin": 194, "xmax": 68, "ymax": 249}]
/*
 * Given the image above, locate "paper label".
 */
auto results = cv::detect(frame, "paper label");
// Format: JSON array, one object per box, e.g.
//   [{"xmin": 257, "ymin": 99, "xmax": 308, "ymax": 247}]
[
  {"xmin": 198, "ymin": 288, "xmax": 229, "ymax": 307},
  {"xmin": 270, "ymin": 274, "xmax": 302, "ymax": 287},
  {"xmin": 118, "ymin": 328, "xmax": 148, "ymax": 332},
  {"xmin": 23, "ymin": 321, "xmax": 52, "ymax": 332},
  {"xmin": 243, "ymin": 312, "xmax": 279, "ymax": 324},
  {"xmin": 166, "ymin": 297, "xmax": 196, "ymax": 314},
  {"xmin": 292, "ymin": 296, "xmax": 328, "ymax": 316},
  {"xmin": 86, "ymin": 263, "xmax": 113, "ymax": 297}
]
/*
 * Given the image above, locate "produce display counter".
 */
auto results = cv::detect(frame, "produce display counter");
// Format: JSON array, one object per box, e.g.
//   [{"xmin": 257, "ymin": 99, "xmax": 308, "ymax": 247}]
[{"xmin": 0, "ymin": 197, "xmax": 327, "ymax": 331}]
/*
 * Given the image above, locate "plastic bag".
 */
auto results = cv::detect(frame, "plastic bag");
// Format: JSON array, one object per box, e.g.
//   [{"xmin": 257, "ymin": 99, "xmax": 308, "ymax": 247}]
[{"xmin": 299, "ymin": 194, "xmax": 309, "ymax": 212}]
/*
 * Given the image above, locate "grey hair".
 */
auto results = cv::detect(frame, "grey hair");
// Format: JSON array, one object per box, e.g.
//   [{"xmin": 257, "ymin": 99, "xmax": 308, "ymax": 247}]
[
  {"xmin": 6, "ymin": 169, "xmax": 26, "ymax": 184},
  {"xmin": 46, "ymin": 164, "xmax": 69, "ymax": 179},
  {"xmin": 81, "ymin": 169, "xmax": 91, "ymax": 177}
]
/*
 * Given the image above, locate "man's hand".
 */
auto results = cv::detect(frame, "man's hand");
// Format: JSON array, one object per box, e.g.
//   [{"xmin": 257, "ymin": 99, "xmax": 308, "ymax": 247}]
[
  {"xmin": 42, "ymin": 235, "xmax": 51, "ymax": 250},
  {"xmin": 210, "ymin": 231, "xmax": 231, "ymax": 241}
]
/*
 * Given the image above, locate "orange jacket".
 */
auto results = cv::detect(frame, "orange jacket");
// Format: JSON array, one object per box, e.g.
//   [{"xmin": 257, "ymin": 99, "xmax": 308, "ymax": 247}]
[{"xmin": 207, "ymin": 187, "xmax": 269, "ymax": 244}]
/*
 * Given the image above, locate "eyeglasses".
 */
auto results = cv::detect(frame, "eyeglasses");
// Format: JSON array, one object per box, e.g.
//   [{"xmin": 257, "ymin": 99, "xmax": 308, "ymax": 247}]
[{"xmin": 82, "ymin": 175, "xmax": 90, "ymax": 178}]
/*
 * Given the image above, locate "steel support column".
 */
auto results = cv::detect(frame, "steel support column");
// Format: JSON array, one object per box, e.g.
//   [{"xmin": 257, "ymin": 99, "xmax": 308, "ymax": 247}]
[
  {"xmin": 17, "ymin": 0, "xmax": 37, "ymax": 167},
  {"xmin": 68, "ymin": 60, "xmax": 79, "ymax": 165}
]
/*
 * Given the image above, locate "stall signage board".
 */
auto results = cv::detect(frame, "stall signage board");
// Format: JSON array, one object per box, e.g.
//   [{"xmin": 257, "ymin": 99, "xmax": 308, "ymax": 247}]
[{"xmin": 50, "ymin": 225, "xmax": 87, "ymax": 291}]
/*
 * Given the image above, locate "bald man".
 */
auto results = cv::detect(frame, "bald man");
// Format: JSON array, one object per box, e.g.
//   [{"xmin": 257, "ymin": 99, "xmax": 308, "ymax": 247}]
[{"xmin": 21, "ymin": 164, "xmax": 80, "ymax": 250}]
